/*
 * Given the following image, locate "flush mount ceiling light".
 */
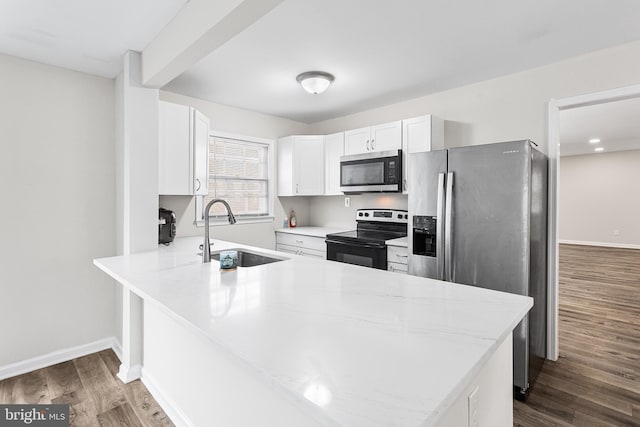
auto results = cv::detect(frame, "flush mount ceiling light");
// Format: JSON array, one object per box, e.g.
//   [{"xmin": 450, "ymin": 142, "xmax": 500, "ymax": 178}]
[
  {"xmin": 589, "ymin": 138, "xmax": 601, "ymax": 144},
  {"xmin": 594, "ymin": 147, "xmax": 604, "ymax": 152},
  {"xmin": 296, "ymin": 71, "xmax": 335, "ymax": 95}
]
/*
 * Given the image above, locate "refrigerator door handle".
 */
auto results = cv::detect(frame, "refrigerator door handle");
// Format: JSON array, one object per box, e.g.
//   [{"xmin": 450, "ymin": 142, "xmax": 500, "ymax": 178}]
[
  {"xmin": 436, "ymin": 172, "xmax": 446, "ymax": 280},
  {"xmin": 444, "ymin": 172, "xmax": 454, "ymax": 282}
]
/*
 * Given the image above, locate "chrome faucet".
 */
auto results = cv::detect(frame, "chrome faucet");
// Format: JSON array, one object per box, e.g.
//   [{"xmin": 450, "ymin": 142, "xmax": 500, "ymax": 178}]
[{"xmin": 203, "ymin": 199, "xmax": 237, "ymax": 263}]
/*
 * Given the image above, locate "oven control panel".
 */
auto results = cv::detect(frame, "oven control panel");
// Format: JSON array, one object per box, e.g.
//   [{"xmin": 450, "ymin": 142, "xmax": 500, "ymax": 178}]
[{"xmin": 356, "ymin": 209, "xmax": 408, "ymax": 223}]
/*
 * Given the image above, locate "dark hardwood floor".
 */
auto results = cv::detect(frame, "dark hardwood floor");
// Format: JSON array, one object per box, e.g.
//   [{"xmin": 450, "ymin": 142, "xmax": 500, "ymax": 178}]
[
  {"xmin": 0, "ymin": 350, "xmax": 173, "ymax": 426},
  {"xmin": 514, "ymin": 244, "xmax": 640, "ymax": 427}
]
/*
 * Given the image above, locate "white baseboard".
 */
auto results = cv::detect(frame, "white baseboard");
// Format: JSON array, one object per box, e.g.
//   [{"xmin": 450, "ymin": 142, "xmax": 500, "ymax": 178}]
[
  {"xmin": 141, "ymin": 368, "xmax": 195, "ymax": 427},
  {"xmin": 559, "ymin": 239, "xmax": 640, "ymax": 250},
  {"xmin": 0, "ymin": 337, "xmax": 120, "ymax": 381},
  {"xmin": 112, "ymin": 339, "xmax": 123, "ymax": 361}
]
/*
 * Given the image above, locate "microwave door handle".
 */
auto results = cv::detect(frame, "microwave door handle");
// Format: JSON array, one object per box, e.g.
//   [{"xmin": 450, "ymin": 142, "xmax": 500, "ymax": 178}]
[
  {"xmin": 436, "ymin": 172, "xmax": 446, "ymax": 280},
  {"xmin": 444, "ymin": 172, "xmax": 454, "ymax": 282}
]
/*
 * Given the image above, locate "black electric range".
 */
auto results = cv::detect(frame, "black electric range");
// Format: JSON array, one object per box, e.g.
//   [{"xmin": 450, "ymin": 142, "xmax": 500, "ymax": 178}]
[{"xmin": 326, "ymin": 209, "xmax": 408, "ymax": 270}]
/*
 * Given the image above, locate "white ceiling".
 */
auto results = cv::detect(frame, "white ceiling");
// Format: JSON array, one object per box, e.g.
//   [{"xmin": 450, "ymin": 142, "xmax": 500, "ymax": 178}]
[
  {"xmin": 0, "ymin": 0, "xmax": 187, "ymax": 78},
  {"xmin": 164, "ymin": 0, "xmax": 640, "ymax": 123},
  {"xmin": 559, "ymin": 97, "xmax": 640, "ymax": 157}
]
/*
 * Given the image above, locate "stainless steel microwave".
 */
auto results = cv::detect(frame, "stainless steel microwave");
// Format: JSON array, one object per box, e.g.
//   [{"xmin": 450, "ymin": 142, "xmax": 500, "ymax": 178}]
[{"xmin": 340, "ymin": 149, "xmax": 402, "ymax": 194}]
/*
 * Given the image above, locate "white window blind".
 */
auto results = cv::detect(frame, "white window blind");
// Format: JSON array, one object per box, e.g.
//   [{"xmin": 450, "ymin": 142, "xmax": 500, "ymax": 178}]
[{"xmin": 203, "ymin": 137, "xmax": 270, "ymax": 218}]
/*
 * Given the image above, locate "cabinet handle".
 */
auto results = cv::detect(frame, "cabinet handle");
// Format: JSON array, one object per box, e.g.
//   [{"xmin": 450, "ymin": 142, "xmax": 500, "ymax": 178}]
[
  {"xmin": 404, "ymin": 179, "xmax": 407, "ymax": 191},
  {"xmin": 389, "ymin": 265, "xmax": 394, "ymax": 272},
  {"xmin": 296, "ymin": 184, "xmax": 299, "ymax": 193},
  {"xmin": 371, "ymin": 138, "xmax": 375, "ymax": 149},
  {"xmin": 396, "ymin": 253, "xmax": 408, "ymax": 258},
  {"xmin": 366, "ymin": 140, "xmax": 370, "ymax": 151},
  {"xmin": 195, "ymin": 178, "xmax": 201, "ymax": 191},
  {"xmin": 295, "ymin": 239, "xmax": 304, "ymax": 244}
]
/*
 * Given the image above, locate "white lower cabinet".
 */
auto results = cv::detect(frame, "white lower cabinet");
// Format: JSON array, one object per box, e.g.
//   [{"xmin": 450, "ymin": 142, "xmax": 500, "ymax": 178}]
[
  {"xmin": 387, "ymin": 245, "xmax": 408, "ymax": 274},
  {"xmin": 276, "ymin": 232, "xmax": 326, "ymax": 259}
]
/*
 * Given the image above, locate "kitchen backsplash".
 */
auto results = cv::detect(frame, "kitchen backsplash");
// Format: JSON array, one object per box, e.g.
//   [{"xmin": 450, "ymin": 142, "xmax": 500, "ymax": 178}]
[{"xmin": 308, "ymin": 194, "xmax": 408, "ymax": 228}]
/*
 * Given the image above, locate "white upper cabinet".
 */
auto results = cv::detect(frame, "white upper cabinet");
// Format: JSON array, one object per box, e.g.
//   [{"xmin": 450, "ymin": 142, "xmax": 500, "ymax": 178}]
[
  {"xmin": 344, "ymin": 127, "xmax": 371, "ymax": 155},
  {"xmin": 344, "ymin": 121, "xmax": 402, "ymax": 155},
  {"xmin": 371, "ymin": 121, "xmax": 402, "ymax": 152},
  {"xmin": 158, "ymin": 101, "xmax": 210, "ymax": 196},
  {"xmin": 324, "ymin": 132, "xmax": 344, "ymax": 195},
  {"xmin": 277, "ymin": 135, "xmax": 325, "ymax": 196},
  {"xmin": 401, "ymin": 115, "xmax": 444, "ymax": 193}
]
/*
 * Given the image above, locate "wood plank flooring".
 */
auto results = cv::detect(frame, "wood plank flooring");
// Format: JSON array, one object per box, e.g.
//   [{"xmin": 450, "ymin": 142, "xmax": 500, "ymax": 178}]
[
  {"xmin": 515, "ymin": 244, "xmax": 640, "ymax": 427},
  {"xmin": 0, "ymin": 350, "xmax": 173, "ymax": 427}
]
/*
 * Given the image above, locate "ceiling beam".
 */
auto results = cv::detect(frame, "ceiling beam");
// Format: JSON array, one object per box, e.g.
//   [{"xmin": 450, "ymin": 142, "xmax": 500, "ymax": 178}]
[{"xmin": 141, "ymin": 0, "xmax": 284, "ymax": 88}]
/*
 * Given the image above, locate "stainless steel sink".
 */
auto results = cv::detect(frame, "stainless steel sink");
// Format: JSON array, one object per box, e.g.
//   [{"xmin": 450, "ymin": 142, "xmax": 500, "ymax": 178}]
[{"xmin": 207, "ymin": 248, "xmax": 287, "ymax": 267}]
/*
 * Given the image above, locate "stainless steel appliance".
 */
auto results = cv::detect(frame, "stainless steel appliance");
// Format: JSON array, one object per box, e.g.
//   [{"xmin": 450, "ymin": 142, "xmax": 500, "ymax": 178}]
[
  {"xmin": 408, "ymin": 140, "xmax": 547, "ymax": 401},
  {"xmin": 340, "ymin": 150, "xmax": 402, "ymax": 194},
  {"xmin": 158, "ymin": 208, "xmax": 176, "ymax": 244},
  {"xmin": 326, "ymin": 209, "xmax": 408, "ymax": 269}
]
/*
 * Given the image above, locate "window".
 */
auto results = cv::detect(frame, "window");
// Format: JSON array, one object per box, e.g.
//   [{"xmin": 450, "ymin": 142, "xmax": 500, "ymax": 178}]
[{"xmin": 197, "ymin": 133, "xmax": 274, "ymax": 224}]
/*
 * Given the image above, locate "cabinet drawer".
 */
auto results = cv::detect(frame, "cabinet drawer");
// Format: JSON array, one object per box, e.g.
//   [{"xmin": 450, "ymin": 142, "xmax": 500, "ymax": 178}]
[
  {"xmin": 387, "ymin": 262, "xmax": 408, "ymax": 274},
  {"xmin": 276, "ymin": 243, "xmax": 326, "ymax": 259},
  {"xmin": 387, "ymin": 246, "xmax": 409, "ymax": 265},
  {"xmin": 276, "ymin": 233, "xmax": 326, "ymax": 252}
]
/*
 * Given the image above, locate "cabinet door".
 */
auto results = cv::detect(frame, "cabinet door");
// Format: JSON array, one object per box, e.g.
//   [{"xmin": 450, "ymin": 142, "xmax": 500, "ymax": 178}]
[
  {"xmin": 324, "ymin": 132, "xmax": 344, "ymax": 195},
  {"xmin": 277, "ymin": 137, "xmax": 295, "ymax": 196},
  {"xmin": 402, "ymin": 115, "xmax": 431, "ymax": 194},
  {"xmin": 294, "ymin": 136, "xmax": 325, "ymax": 195},
  {"xmin": 276, "ymin": 243, "xmax": 301, "ymax": 256},
  {"xmin": 158, "ymin": 101, "xmax": 191, "ymax": 195},
  {"xmin": 370, "ymin": 121, "xmax": 401, "ymax": 153},
  {"xmin": 344, "ymin": 127, "xmax": 371, "ymax": 155},
  {"xmin": 193, "ymin": 109, "xmax": 210, "ymax": 196}
]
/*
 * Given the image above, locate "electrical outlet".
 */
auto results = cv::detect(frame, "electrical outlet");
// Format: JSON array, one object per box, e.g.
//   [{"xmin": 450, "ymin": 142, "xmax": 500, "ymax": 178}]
[
  {"xmin": 613, "ymin": 229, "xmax": 620, "ymax": 236},
  {"xmin": 344, "ymin": 197, "xmax": 351, "ymax": 208},
  {"xmin": 468, "ymin": 387, "xmax": 479, "ymax": 427}
]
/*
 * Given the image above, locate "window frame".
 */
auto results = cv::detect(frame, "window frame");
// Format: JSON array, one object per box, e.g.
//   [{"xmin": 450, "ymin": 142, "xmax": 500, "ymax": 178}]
[{"xmin": 195, "ymin": 131, "xmax": 275, "ymax": 226}]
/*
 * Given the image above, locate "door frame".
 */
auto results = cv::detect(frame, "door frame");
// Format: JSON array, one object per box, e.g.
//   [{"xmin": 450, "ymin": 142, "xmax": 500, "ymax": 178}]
[{"xmin": 547, "ymin": 83, "xmax": 640, "ymax": 360}]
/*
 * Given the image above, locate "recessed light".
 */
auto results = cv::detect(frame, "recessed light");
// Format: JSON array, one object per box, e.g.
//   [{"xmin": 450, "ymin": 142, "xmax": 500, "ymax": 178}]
[
  {"xmin": 594, "ymin": 147, "xmax": 604, "ymax": 152},
  {"xmin": 589, "ymin": 138, "xmax": 601, "ymax": 144}
]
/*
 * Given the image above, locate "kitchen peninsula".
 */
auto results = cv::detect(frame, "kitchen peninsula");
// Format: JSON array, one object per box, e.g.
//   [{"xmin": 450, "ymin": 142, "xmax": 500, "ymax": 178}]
[{"xmin": 94, "ymin": 237, "xmax": 532, "ymax": 427}]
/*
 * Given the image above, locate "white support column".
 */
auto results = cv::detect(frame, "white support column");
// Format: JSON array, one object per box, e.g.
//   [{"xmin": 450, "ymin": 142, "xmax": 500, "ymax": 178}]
[
  {"xmin": 117, "ymin": 289, "xmax": 144, "ymax": 383},
  {"xmin": 114, "ymin": 50, "xmax": 159, "ymax": 382}
]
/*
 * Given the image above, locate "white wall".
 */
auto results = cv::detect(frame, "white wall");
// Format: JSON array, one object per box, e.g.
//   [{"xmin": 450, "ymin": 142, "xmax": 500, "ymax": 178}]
[
  {"xmin": 559, "ymin": 150, "xmax": 640, "ymax": 247},
  {"xmin": 310, "ymin": 40, "xmax": 640, "ymax": 156},
  {"xmin": 309, "ymin": 194, "xmax": 407, "ymax": 229},
  {"xmin": 158, "ymin": 91, "xmax": 312, "ymax": 249},
  {"xmin": 0, "ymin": 54, "xmax": 116, "ymax": 366}
]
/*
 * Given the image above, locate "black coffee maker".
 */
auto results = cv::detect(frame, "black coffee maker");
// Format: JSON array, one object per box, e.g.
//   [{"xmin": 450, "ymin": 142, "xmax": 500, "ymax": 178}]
[{"xmin": 159, "ymin": 208, "xmax": 176, "ymax": 244}]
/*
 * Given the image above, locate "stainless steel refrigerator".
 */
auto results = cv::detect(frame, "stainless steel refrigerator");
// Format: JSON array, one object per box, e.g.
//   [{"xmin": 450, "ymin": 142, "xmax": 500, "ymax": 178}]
[{"xmin": 408, "ymin": 140, "xmax": 547, "ymax": 400}]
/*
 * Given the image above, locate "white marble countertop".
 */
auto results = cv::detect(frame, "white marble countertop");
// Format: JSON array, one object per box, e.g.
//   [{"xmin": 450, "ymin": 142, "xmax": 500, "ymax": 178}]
[
  {"xmin": 386, "ymin": 236, "xmax": 408, "ymax": 247},
  {"xmin": 275, "ymin": 226, "xmax": 351, "ymax": 238},
  {"xmin": 94, "ymin": 237, "xmax": 531, "ymax": 427}
]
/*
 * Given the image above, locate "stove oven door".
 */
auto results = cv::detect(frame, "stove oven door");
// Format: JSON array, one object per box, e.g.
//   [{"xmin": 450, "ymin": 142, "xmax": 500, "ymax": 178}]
[{"xmin": 325, "ymin": 239, "xmax": 387, "ymax": 269}]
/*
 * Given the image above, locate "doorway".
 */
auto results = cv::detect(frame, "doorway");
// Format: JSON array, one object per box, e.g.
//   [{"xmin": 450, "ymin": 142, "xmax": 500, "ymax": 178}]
[
  {"xmin": 517, "ymin": 88, "xmax": 640, "ymax": 425},
  {"xmin": 547, "ymin": 83, "xmax": 640, "ymax": 360}
]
